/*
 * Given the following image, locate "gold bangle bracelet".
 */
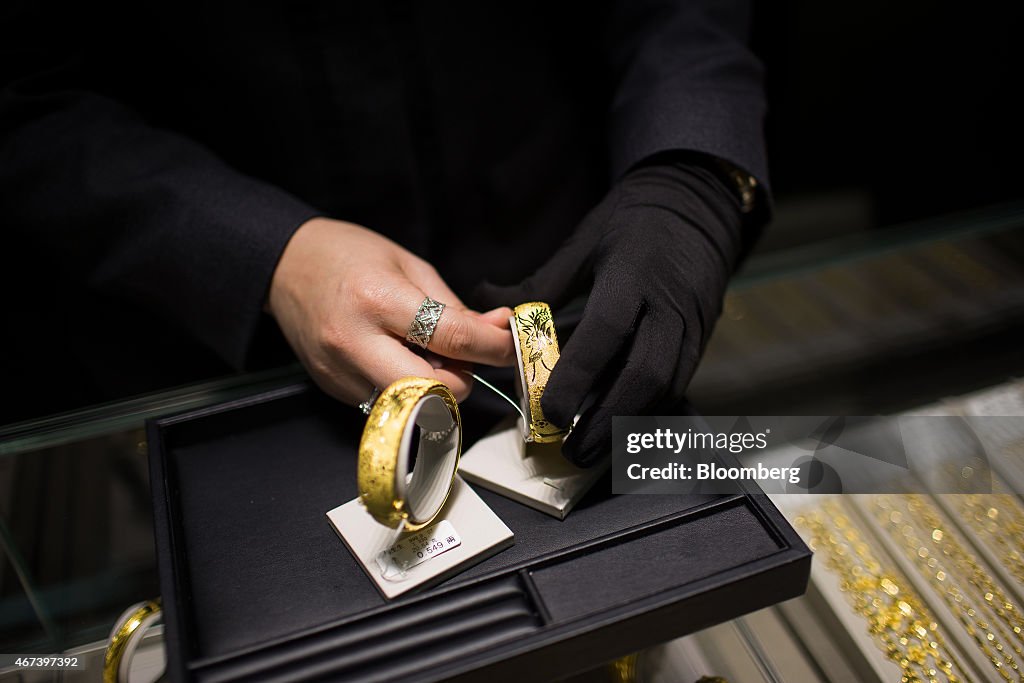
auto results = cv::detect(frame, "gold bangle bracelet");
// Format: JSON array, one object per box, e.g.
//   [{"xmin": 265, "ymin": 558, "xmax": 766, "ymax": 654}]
[
  {"xmin": 511, "ymin": 302, "xmax": 569, "ymax": 443},
  {"xmin": 358, "ymin": 377, "xmax": 462, "ymax": 532},
  {"xmin": 104, "ymin": 598, "xmax": 162, "ymax": 683}
]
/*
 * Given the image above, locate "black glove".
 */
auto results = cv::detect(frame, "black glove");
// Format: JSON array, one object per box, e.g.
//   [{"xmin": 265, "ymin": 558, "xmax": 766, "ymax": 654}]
[{"xmin": 474, "ymin": 154, "xmax": 753, "ymax": 467}]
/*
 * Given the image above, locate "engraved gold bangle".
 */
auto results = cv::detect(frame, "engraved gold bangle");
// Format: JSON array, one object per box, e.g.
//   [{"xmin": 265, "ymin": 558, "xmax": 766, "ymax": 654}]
[
  {"xmin": 103, "ymin": 598, "xmax": 162, "ymax": 683},
  {"xmin": 607, "ymin": 653, "xmax": 639, "ymax": 683},
  {"xmin": 510, "ymin": 302, "xmax": 569, "ymax": 443},
  {"xmin": 357, "ymin": 377, "xmax": 462, "ymax": 532}
]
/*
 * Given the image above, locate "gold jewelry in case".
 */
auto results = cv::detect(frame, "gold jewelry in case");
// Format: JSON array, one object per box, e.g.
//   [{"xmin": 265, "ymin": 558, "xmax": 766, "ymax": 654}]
[
  {"xmin": 945, "ymin": 490, "xmax": 1024, "ymax": 585},
  {"xmin": 871, "ymin": 495, "xmax": 1024, "ymax": 680},
  {"xmin": 795, "ymin": 500, "xmax": 967, "ymax": 682},
  {"xmin": 511, "ymin": 302, "xmax": 569, "ymax": 443},
  {"xmin": 104, "ymin": 598, "xmax": 162, "ymax": 683},
  {"xmin": 358, "ymin": 377, "xmax": 461, "ymax": 532}
]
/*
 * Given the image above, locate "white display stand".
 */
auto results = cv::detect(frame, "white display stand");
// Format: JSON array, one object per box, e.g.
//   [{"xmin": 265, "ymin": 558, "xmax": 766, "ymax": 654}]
[
  {"xmin": 459, "ymin": 415, "xmax": 609, "ymax": 519},
  {"xmin": 327, "ymin": 476, "xmax": 513, "ymax": 599}
]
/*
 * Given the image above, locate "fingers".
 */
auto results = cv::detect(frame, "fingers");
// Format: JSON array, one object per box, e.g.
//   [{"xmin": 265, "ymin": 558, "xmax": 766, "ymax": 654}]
[
  {"xmin": 670, "ymin": 334, "xmax": 702, "ymax": 401},
  {"xmin": 540, "ymin": 281, "xmax": 643, "ymax": 428},
  {"xmin": 374, "ymin": 287, "xmax": 515, "ymax": 367},
  {"xmin": 361, "ymin": 267, "xmax": 513, "ymax": 367},
  {"xmin": 318, "ymin": 268, "xmax": 509, "ymax": 404},
  {"xmin": 401, "ymin": 256, "xmax": 511, "ymax": 333},
  {"xmin": 340, "ymin": 335, "xmax": 475, "ymax": 401},
  {"xmin": 428, "ymin": 305, "xmax": 516, "ymax": 366},
  {"xmin": 561, "ymin": 315, "xmax": 675, "ymax": 467},
  {"xmin": 303, "ymin": 356, "xmax": 379, "ymax": 407},
  {"xmin": 428, "ymin": 356, "xmax": 477, "ymax": 402}
]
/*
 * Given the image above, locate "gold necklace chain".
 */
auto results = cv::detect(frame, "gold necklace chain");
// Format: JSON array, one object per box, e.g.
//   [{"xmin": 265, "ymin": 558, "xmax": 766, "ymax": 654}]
[
  {"xmin": 943, "ymin": 490, "xmax": 1024, "ymax": 586},
  {"xmin": 872, "ymin": 494, "xmax": 1022, "ymax": 680},
  {"xmin": 904, "ymin": 494, "xmax": 1024, "ymax": 639},
  {"xmin": 795, "ymin": 499, "xmax": 965, "ymax": 683}
]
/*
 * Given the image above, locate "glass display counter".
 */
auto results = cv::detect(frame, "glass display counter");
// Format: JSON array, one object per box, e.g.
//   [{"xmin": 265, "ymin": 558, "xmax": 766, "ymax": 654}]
[{"xmin": 2, "ymin": 202, "xmax": 1022, "ymax": 681}]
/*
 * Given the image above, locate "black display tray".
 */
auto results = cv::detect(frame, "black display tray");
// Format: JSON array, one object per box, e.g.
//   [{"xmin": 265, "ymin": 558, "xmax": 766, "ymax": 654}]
[{"xmin": 148, "ymin": 382, "xmax": 810, "ymax": 682}]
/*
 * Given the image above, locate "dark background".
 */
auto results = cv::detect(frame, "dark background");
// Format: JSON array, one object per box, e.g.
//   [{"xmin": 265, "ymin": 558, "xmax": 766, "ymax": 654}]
[
  {"xmin": 4, "ymin": 0, "xmax": 1024, "ymax": 422},
  {"xmin": 754, "ymin": 0, "xmax": 1022, "ymax": 249},
  {"xmin": 2, "ymin": 1, "xmax": 1024, "ymax": 658}
]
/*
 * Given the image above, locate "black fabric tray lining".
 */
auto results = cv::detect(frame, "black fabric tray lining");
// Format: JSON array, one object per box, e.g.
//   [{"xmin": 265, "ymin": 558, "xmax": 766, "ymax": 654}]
[{"xmin": 149, "ymin": 384, "xmax": 811, "ymax": 682}]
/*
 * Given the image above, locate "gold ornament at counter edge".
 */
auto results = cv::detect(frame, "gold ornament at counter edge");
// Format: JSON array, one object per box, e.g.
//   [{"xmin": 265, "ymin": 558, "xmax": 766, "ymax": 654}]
[
  {"xmin": 103, "ymin": 598, "xmax": 162, "ymax": 683},
  {"xmin": 945, "ymin": 491, "xmax": 1024, "ymax": 585},
  {"xmin": 795, "ymin": 500, "xmax": 966, "ymax": 683},
  {"xmin": 871, "ymin": 494, "xmax": 1023, "ymax": 680},
  {"xmin": 357, "ymin": 377, "xmax": 461, "ymax": 531},
  {"xmin": 512, "ymin": 302, "xmax": 569, "ymax": 443}
]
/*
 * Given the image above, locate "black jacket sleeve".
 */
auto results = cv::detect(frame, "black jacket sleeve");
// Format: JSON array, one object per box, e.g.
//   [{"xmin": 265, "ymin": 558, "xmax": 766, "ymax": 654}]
[
  {"xmin": 0, "ymin": 5, "xmax": 319, "ymax": 370},
  {"xmin": 603, "ymin": 0, "xmax": 769, "ymax": 186}
]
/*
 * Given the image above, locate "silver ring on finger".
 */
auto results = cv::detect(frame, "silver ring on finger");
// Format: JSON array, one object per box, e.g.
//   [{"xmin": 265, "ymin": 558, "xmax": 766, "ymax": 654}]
[
  {"xmin": 358, "ymin": 387, "xmax": 381, "ymax": 415},
  {"xmin": 405, "ymin": 296, "xmax": 446, "ymax": 350}
]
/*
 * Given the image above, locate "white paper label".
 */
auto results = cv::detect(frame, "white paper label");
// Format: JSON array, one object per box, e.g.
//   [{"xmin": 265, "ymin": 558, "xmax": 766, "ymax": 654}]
[{"xmin": 375, "ymin": 520, "xmax": 462, "ymax": 582}]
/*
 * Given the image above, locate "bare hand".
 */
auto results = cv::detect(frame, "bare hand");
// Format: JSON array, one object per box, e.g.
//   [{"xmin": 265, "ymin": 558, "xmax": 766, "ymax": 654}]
[{"xmin": 268, "ymin": 217, "xmax": 515, "ymax": 404}]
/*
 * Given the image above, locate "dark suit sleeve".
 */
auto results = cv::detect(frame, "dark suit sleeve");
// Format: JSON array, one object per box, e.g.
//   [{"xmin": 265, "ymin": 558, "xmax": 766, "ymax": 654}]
[
  {"xmin": 603, "ymin": 0, "xmax": 769, "ymax": 186},
  {"xmin": 0, "ymin": 10, "xmax": 319, "ymax": 370}
]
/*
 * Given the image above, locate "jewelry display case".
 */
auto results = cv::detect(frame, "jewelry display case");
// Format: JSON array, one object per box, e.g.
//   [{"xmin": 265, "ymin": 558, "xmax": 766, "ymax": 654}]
[
  {"xmin": 3, "ymin": 202, "xmax": 1023, "ymax": 681},
  {"xmin": 146, "ymin": 384, "xmax": 808, "ymax": 682}
]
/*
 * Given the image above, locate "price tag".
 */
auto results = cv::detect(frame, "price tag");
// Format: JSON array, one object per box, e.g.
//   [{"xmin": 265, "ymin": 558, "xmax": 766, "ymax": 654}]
[{"xmin": 375, "ymin": 520, "xmax": 462, "ymax": 581}]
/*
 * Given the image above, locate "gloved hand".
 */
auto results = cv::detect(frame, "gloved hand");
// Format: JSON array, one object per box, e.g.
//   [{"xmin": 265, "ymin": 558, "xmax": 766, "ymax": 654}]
[{"xmin": 474, "ymin": 154, "xmax": 753, "ymax": 466}]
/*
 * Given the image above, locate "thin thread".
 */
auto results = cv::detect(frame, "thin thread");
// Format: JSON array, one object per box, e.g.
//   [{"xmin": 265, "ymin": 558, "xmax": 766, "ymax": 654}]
[{"xmin": 464, "ymin": 371, "xmax": 526, "ymax": 423}]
